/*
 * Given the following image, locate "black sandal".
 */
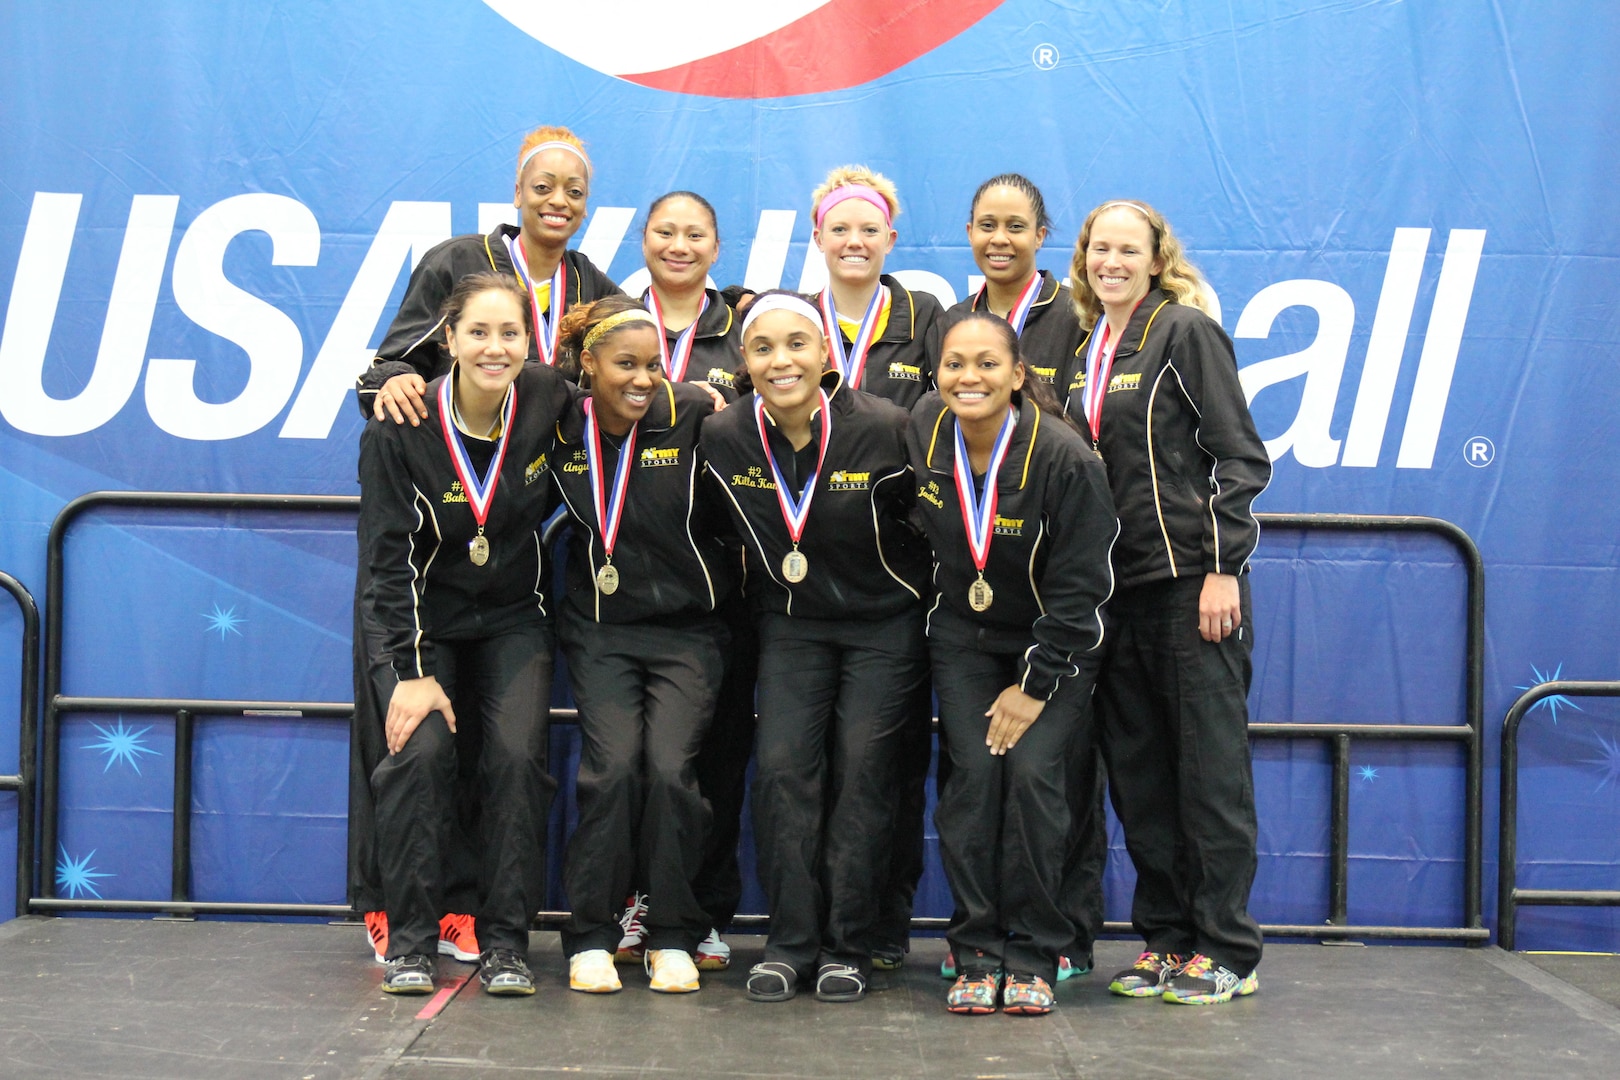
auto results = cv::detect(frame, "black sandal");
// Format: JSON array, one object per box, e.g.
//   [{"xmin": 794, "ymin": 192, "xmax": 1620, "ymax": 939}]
[
  {"xmin": 814, "ymin": 962, "xmax": 867, "ymax": 1003},
  {"xmin": 746, "ymin": 961, "xmax": 799, "ymax": 1002}
]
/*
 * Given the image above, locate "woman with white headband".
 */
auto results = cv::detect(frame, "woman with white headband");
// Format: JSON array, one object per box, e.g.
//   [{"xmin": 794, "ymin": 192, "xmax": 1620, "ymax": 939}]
[
  {"xmin": 1062, "ymin": 200, "xmax": 1271, "ymax": 1006},
  {"xmin": 699, "ymin": 290, "xmax": 930, "ymax": 1004},
  {"xmin": 547, "ymin": 297, "xmax": 735, "ymax": 997},
  {"xmin": 808, "ymin": 165, "xmax": 943, "ymax": 409},
  {"xmin": 347, "ymin": 124, "xmax": 621, "ymax": 971}
]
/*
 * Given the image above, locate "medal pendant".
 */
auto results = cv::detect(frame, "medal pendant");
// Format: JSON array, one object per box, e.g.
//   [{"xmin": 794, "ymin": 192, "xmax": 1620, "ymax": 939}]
[
  {"xmin": 469, "ymin": 533, "xmax": 490, "ymax": 566},
  {"xmin": 596, "ymin": 563, "xmax": 620, "ymax": 595},
  {"xmin": 782, "ymin": 549, "xmax": 809, "ymax": 583},
  {"xmin": 968, "ymin": 576, "xmax": 995, "ymax": 613}
]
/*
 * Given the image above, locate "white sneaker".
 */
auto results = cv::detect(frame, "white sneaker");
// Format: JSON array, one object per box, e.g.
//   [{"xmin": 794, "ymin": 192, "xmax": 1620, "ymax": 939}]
[
  {"xmin": 569, "ymin": 949, "xmax": 622, "ymax": 993},
  {"xmin": 695, "ymin": 928, "xmax": 731, "ymax": 971},
  {"xmin": 645, "ymin": 948, "xmax": 701, "ymax": 993},
  {"xmin": 614, "ymin": 893, "xmax": 648, "ymax": 964}
]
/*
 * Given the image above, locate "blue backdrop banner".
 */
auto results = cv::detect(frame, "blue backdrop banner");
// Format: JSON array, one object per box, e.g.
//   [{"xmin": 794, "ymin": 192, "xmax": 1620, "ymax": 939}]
[{"xmin": 2, "ymin": 0, "xmax": 1617, "ymax": 947}]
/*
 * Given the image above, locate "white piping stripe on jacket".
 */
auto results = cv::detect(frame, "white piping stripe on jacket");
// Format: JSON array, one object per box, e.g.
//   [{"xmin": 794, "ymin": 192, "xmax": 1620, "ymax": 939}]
[
  {"xmin": 1144, "ymin": 366, "xmax": 1178, "ymax": 576},
  {"xmin": 406, "ymin": 486, "xmax": 442, "ymax": 678},
  {"xmin": 869, "ymin": 465, "xmax": 921, "ymax": 600}
]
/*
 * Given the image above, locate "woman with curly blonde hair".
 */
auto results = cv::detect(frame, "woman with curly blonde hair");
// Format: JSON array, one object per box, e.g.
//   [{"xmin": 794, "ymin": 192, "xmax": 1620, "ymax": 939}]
[{"xmin": 1062, "ymin": 199, "xmax": 1271, "ymax": 1007}]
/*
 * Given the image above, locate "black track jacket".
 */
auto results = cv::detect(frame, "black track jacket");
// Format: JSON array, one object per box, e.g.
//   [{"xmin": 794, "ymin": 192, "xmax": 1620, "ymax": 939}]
[
  {"xmin": 354, "ymin": 223, "xmax": 620, "ymax": 415},
  {"xmin": 700, "ymin": 372, "xmax": 929, "ymax": 621},
  {"xmin": 552, "ymin": 380, "xmax": 736, "ymax": 624},
  {"xmin": 814, "ymin": 275, "xmax": 944, "ymax": 409},
  {"xmin": 645, "ymin": 287, "xmax": 744, "ymax": 399},
  {"xmin": 909, "ymin": 393, "xmax": 1118, "ymax": 701},
  {"xmin": 358, "ymin": 364, "xmax": 574, "ymax": 680},
  {"xmin": 1061, "ymin": 291, "xmax": 1270, "ymax": 588},
  {"xmin": 947, "ymin": 270, "xmax": 1083, "ymax": 387}
]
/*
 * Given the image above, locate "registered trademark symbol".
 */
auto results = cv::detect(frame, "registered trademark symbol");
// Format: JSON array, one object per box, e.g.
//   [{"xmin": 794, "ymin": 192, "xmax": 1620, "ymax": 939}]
[
  {"xmin": 1032, "ymin": 44, "xmax": 1060, "ymax": 70},
  {"xmin": 1463, "ymin": 436, "xmax": 1495, "ymax": 467}
]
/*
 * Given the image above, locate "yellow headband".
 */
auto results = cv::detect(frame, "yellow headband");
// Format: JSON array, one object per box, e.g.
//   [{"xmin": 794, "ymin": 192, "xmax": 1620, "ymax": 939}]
[{"xmin": 583, "ymin": 309, "xmax": 658, "ymax": 352}]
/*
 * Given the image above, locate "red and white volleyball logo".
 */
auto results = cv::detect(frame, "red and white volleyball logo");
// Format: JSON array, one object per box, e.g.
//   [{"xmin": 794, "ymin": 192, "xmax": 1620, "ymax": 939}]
[{"xmin": 482, "ymin": 0, "xmax": 1006, "ymax": 98}]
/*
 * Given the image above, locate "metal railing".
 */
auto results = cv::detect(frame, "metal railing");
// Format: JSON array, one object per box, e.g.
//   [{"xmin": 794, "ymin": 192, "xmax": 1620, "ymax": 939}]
[
  {"xmin": 1, "ymin": 572, "xmax": 40, "ymax": 917},
  {"xmin": 1497, "ymin": 679, "xmax": 1620, "ymax": 951},
  {"xmin": 31, "ymin": 496, "xmax": 1487, "ymax": 940}
]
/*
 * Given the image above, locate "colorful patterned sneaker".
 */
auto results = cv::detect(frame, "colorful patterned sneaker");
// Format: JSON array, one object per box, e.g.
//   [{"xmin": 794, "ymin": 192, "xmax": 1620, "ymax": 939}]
[
  {"xmin": 871, "ymin": 943, "xmax": 906, "ymax": 971},
  {"xmin": 613, "ymin": 893, "xmax": 648, "ymax": 964},
  {"xmin": 365, "ymin": 910, "xmax": 389, "ymax": 965},
  {"xmin": 479, "ymin": 949, "xmax": 536, "ymax": 996},
  {"xmin": 814, "ymin": 962, "xmax": 867, "ymax": 1003},
  {"xmin": 438, "ymin": 913, "xmax": 480, "ymax": 962},
  {"xmin": 1162, "ymin": 954, "xmax": 1258, "ymax": 1005},
  {"xmin": 1001, "ymin": 973, "xmax": 1056, "ymax": 1015},
  {"xmin": 940, "ymin": 948, "xmax": 958, "ymax": 980},
  {"xmin": 695, "ymin": 929, "xmax": 731, "ymax": 971},
  {"xmin": 945, "ymin": 970, "xmax": 1001, "ymax": 1015},
  {"xmin": 1056, "ymin": 951, "xmax": 1093, "ymax": 982},
  {"xmin": 1108, "ymin": 951, "xmax": 1184, "ymax": 998},
  {"xmin": 381, "ymin": 953, "xmax": 435, "ymax": 995},
  {"xmin": 569, "ymin": 949, "xmax": 623, "ymax": 993},
  {"xmin": 646, "ymin": 949, "xmax": 702, "ymax": 993},
  {"xmin": 745, "ymin": 961, "xmax": 799, "ymax": 1003}
]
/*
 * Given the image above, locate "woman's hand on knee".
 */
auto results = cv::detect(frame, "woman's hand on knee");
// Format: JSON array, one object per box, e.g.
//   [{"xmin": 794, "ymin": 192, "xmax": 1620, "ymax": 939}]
[
  {"xmin": 985, "ymin": 686, "xmax": 1045, "ymax": 756},
  {"xmin": 386, "ymin": 676, "xmax": 456, "ymax": 754},
  {"xmin": 1199, "ymin": 572, "xmax": 1242, "ymax": 642}
]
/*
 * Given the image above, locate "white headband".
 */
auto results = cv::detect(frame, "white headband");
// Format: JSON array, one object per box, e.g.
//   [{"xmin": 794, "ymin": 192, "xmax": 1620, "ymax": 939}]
[
  {"xmin": 741, "ymin": 293, "xmax": 824, "ymax": 337},
  {"xmin": 1098, "ymin": 200, "xmax": 1152, "ymax": 218},
  {"xmin": 518, "ymin": 140, "xmax": 592, "ymax": 179}
]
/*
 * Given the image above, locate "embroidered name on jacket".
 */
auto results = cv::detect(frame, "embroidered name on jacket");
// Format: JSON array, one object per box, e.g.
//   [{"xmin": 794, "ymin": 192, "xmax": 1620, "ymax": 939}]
[
  {"xmin": 919, "ymin": 480, "xmax": 944, "ymax": 509},
  {"xmin": 641, "ymin": 447, "xmax": 681, "ymax": 467},
  {"xmin": 443, "ymin": 481, "xmax": 468, "ymax": 504},
  {"xmin": 731, "ymin": 465, "xmax": 777, "ymax": 491},
  {"xmin": 562, "ymin": 449, "xmax": 589, "ymax": 475},
  {"xmin": 827, "ymin": 469, "xmax": 870, "ymax": 491}
]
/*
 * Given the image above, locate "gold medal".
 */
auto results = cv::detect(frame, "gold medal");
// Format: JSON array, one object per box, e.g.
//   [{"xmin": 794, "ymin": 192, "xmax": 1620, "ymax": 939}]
[
  {"xmin": 469, "ymin": 532, "xmax": 490, "ymax": 566},
  {"xmin": 968, "ymin": 575, "xmax": 994, "ymax": 612},
  {"xmin": 596, "ymin": 563, "xmax": 620, "ymax": 595},
  {"xmin": 782, "ymin": 548, "xmax": 809, "ymax": 583}
]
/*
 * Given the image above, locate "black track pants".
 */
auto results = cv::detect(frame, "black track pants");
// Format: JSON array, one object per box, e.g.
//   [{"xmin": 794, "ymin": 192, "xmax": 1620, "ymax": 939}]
[
  {"xmin": 1057, "ymin": 650, "xmax": 1107, "ymax": 959},
  {"xmin": 1096, "ymin": 575, "xmax": 1262, "ymax": 977},
  {"xmin": 372, "ymin": 625, "xmax": 555, "ymax": 958},
  {"xmin": 751, "ymin": 608, "xmax": 928, "ymax": 978},
  {"xmin": 932, "ymin": 643, "xmax": 1089, "ymax": 982},
  {"xmin": 559, "ymin": 612, "xmax": 726, "ymax": 956},
  {"xmin": 873, "ymin": 678, "xmax": 935, "ymax": 951},
  {"xmin": 691, "ymin": 592, "xmax": 759, "ymax": 932}
]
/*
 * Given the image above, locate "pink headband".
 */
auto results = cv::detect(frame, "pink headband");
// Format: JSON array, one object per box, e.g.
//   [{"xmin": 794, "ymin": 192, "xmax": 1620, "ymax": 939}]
[{"xmin": 814, "ymin": 184, "xmax": 892, "ymax": 228}]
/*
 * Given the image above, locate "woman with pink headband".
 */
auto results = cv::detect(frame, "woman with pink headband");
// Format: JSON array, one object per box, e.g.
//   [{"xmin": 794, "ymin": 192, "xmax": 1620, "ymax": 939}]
[
  {"xmin": 808, "ymin": 166, "xmax": 944, "ymax": 410},
  {"xmin": 348, "ymin": 124, "xmax": 621, "ymax": 972}
]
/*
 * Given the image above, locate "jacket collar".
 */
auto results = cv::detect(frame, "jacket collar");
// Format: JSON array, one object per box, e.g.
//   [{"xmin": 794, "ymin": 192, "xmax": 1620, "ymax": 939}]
[
  {"xmin": 969, "ymin": 269, "xmax": 1061, "ymax": 314},
  {"xmin": 817, "ymin": 274, "xmax": 916, "ymax": 344},
  {"xmin": 557, "ymin": 379, "xmax": 679, "ymax": 444},
  {"xmin": 1076, "ymin": 287, "xmax": 1173, "ymax": 361},
  {"xmin": 485, "ymin": 223, "xmax": 580, "ymax": 299},
  {"xmin": 922, "ymin": 394, "xmax": 1043, "ymax": 493}
]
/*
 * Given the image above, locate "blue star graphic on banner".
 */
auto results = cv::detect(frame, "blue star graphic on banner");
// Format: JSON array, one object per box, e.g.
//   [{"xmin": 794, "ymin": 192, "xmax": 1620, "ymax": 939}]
[
  {"xmin": 202, "ymin": 603, "xmax": 245, "ymax": 640},
  {"xmin": 1581, "ymin": 734, "xmax": 1620, "ymax": 793},
  {"xmin": 1516, "ymin": 663, "xmax": 1582, "ymax": 724},
  {"xmin": 56, "ymin": 847, "xmax": 112, "ymax": 899},
  {"xmin": 1357, "ymin": 765, "xmax": 1380, "ymax": 782},
  {"xmin": 85, "ymin": 718, "xmax": 162, "ymax": 774}
]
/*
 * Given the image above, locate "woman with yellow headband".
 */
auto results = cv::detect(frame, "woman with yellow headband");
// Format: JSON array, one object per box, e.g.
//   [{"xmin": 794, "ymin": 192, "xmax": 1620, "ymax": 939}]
[
  {"xmin": 549, "ymin": 297, "xmax": 736, "ymax": 996},
  {"xmin": 1063, "ymin": 199, "xmax": 1271, "ymax": 1006},
  {"xmin": 348, "ymin": 124, "xmax": 622, "ymax": 971}
]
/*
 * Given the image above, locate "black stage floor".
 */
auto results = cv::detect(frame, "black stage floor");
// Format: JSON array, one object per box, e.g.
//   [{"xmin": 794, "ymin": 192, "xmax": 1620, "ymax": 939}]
[{"xmin": 1, "ymin": 916, "xmax": 1618, "ymax": 1079}]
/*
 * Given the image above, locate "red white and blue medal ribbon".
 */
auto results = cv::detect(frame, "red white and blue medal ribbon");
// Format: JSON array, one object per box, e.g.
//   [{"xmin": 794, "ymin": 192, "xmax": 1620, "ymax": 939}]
[
  {"xmin": 1080, "ymin": 317, "xmax": 1122, "ymax": 442},
  {"xmin": 754, "ymin": 390, "xmax": 832, "ymax": 581},
  {"xmin": 438, "ymin": 376, "xmax": 518, "ymax": 564},
  {"xmin": 505, "ymin": 233, "xmax": 566, "ymax": 366},
  {"xmin": 820, "ymin": 285, "xmax": 886, "ymax": 390},
  {"xmin": 644, "ymin": 288, "xmax": 709, "ymax": 383},
  {"xmin": 582, "ymin": 397, "xmax": 637, "ymax": 590},
  {"xmin": 952, "ymin": 407, "xmax": 1017, "ymax": 606},
  {"xmin": 978, "ymin": 272, "xmax": 1044, "ymax": 337}
]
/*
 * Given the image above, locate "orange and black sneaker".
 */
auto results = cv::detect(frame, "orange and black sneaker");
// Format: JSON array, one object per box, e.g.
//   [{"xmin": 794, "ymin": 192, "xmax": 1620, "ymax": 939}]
[
  {"xmin": 365, "ymin": 910, "xmax": 389, "ymax": 964},
  {"xmin": 439, "ymin": 913, "xmax": 480, "ymax": 962}
]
